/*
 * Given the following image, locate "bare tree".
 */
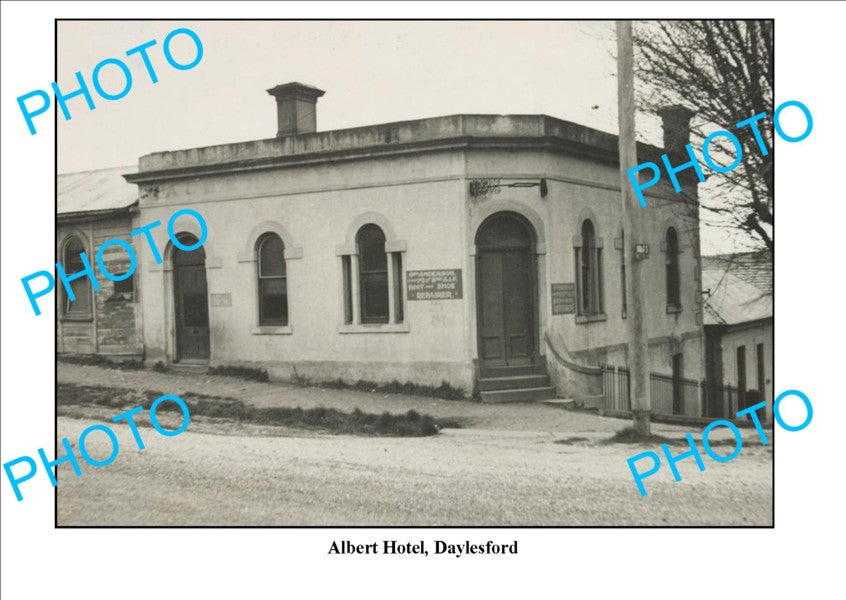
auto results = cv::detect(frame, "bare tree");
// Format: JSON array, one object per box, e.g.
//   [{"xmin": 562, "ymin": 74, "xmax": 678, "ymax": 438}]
[{"xmin": 634, "ymin": 20, "xmax": 773, "ymax": 256}]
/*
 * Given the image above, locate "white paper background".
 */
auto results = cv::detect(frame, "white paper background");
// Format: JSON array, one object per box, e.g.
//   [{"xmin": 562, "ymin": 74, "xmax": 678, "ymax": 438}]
[{"xmin": 1, "ymin": 2, "xmax": 842, "ymax": 598}]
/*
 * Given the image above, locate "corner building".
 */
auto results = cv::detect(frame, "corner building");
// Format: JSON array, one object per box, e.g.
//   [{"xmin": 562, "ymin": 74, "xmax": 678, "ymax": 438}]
[{"xmin": 121, "ymin": 82, "xmax": 705, "ymax": 407}]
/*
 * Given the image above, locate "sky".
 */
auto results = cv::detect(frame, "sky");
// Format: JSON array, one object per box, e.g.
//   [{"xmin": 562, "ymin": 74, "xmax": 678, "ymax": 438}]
[{"xmin": 55, "ymin": 20, "xmax": 741, "ymax": 252}]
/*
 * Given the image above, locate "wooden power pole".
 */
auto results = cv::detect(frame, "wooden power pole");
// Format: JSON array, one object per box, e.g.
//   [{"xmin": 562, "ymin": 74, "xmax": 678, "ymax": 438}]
[{"xmin": 616, "ymin": 21, "xmax": 652, "ymax": 436}]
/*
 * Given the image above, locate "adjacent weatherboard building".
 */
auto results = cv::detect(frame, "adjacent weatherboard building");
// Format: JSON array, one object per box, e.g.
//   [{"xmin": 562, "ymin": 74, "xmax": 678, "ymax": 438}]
[{"xmin": 58, "ymin": 82, "xmax": 707, "ymax": 410}]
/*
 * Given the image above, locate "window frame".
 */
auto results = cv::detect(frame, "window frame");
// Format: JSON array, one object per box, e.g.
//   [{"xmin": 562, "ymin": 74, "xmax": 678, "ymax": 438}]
[
  {"xmin": 575, "ymin": 219, "xmax": 605, "ymax": 321},
  {"xmin": 357, "ymin": 224, "xmax": 390, "ymax": 325},
  {"xmin": 665, "ymin": 227, "xmax": 682, "ymax": 312},
  {"xmin": 256, "ymin": 232, "xmax": 289, "ymax": 327},
  {"xmin": 60, "ymin": 234, "xmax": 94, "ymax": 321},
  {"xmin": 338, "ymin": 220, "xmax": 408, "ymax": 334}
]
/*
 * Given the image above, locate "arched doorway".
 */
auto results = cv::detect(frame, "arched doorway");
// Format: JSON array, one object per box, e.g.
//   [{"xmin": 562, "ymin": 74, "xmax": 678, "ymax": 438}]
[
  {"xmin": 475, "ymin": 212, "xmax": 537, "ymax": 369},
  {"xmin": 173, "ymin": 234, "xmax": 210, "ymax": 361}
]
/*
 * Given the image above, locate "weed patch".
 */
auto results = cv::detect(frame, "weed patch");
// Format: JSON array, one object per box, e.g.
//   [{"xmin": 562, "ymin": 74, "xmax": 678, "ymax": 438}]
[
  {"xmin": 58, "ymin": 354, "xmax": 145, "ymax": 371},
  {"xmin": 602, "ymin": 426, "xmax": 742, "ymax": 447},
  {"xmin": 318, "ymin": 378, "xmax": 466, "ymax": 401},
  {"xmin": 58, "ymin": 383, "xmax": 442, "ymax": 437},
  {"xmin": 207, "ymin": 365, "xmax": 269, "ymax": 382},
  {"xmin": 554, "ymin": 436, "xmax": 592, "ymax": 445}
]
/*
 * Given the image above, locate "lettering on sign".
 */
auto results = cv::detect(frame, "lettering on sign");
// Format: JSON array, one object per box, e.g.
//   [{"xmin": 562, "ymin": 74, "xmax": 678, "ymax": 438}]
[
  {"xmin": 407, "ymin": 269, "xmax": 462, "ymax": 300},
  {"xmin": 551, "ymin": 283, "xmax": 576, "ymax": 315}
]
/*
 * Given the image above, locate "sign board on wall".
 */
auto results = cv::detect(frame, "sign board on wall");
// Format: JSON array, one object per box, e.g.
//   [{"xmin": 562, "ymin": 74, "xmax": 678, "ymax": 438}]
[
  {"xmin": 407, "ymin": 269, "xmax": 463, "ymax": 300},
  {"xmin": 551, "ymin": 283, "xmax": 576, "ymax": 315}
]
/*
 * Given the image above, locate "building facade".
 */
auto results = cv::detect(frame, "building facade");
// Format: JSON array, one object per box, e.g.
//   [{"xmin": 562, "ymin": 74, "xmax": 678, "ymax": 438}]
[
  {"xmin": 703, "ymin": 252, "xmax": 773, "ymax": 422},
  {"xmin": 59, "ymin": 82, "xmax": 706, "ymax": 408},
  {"xmin": 57, "ymin": 167, "xmax": 143, "ymax": 359}
]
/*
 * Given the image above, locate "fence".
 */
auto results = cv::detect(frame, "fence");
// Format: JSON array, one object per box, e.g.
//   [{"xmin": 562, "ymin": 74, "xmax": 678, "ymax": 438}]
[{"xmin": 601, "ymin": 365, "xmax": 742, "ymax": 418}]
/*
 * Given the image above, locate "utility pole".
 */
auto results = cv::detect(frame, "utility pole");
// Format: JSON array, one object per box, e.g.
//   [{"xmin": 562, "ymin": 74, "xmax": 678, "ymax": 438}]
[{"xmin": 616, "ymin": 21, "xmax": 652, "ymax": 436}]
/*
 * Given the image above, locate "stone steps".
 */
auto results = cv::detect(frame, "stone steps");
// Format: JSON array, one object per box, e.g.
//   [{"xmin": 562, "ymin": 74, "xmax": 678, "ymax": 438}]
[
  {"xmin": 478, "ymin": 364, "xmax": 557, "ymax": 403},
  {"xmin": 480, "ymin": 386, "xmax": 558, "ymax": 403}
]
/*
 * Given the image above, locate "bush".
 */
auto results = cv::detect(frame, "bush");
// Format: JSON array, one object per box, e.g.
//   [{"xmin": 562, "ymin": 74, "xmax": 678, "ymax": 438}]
[
  {"xmin": 301, "ymin": 376, "xmax": 466, "ymax": 401},
  {"xmin": 207, "ymin": 365, "xmax": 269, "ymax": 382}
]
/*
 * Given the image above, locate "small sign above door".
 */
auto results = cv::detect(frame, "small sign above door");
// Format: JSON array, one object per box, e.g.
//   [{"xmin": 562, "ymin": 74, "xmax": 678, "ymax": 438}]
[
  {"xmin": 407, "ymin": 269, "xmax": 463, "ymax": 300},
  {"xmin": 551, "ymin": 283, "xmax": 576, "ymax": 315}
]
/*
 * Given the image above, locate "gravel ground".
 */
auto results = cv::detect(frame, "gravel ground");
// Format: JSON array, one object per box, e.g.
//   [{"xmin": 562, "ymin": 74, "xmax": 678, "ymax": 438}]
[{"xmin": 55, "ymin": 363, "xmax": 774, "ymax": 526}]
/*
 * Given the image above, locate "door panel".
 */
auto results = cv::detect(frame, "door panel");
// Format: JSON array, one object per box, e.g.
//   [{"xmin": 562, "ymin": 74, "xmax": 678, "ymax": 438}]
[
  {"xmin": 502, "ymin": 251, "xmax": 532, "ymax": 364},
  {"xmin": 477, "ymin": 250, "xmax": 534, "ymax": 368},
  {"xmin": 479, "ymin": 253, "xmax": 506, "ymax": 365},
  {"xmin": 176, "ymin": 264, "xmax": 210, "ymax": 360}
]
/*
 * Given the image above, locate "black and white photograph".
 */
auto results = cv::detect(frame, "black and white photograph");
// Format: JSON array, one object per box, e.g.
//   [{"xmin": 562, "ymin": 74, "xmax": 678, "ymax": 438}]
[{"xmin": 51, "ymin": 19, "xmax": 774, "ymax": 526}]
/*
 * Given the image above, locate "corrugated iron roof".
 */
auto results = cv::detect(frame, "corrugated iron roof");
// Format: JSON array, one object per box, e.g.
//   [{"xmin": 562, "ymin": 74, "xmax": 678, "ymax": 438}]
[
  {"xmin": 57, "ymin": 166, "xmax": 137, "ymax": 215},
  {"xmin": 702, "ymin": 252, "xmax": 772, "ymax": 326}
]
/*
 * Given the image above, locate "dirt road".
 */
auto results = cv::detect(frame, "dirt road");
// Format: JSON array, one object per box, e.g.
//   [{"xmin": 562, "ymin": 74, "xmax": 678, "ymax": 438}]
[{"xmin": 56, "ymin": 363, "xmax": 773, "ymax": 526}]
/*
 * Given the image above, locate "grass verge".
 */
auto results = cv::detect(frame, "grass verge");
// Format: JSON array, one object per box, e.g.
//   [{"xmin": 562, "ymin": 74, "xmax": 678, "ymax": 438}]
[
  {"xmin": 58, "ymin": 383, "xmax": 453, "ymax": 437},
  {"xmin": 307, "ymin": 376, "xmax": 467, "ymax": 401},
  {"xmin": 600, "ymin": 426, "xmax": 745, "ymax": 447}
]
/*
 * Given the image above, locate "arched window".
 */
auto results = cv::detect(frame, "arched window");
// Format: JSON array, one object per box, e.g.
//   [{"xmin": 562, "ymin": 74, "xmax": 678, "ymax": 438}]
[
  {"xmin": 62, "ymin": 235, "xmax": 92, "ymax": 318},
  {"xmin": 257, "ymin": 233, "xmax": 288, "ymax": 325},
  {"xmin": 576, "ymin": 219, "xmax": 603, "ymax": 316},
  {"xmin": 357, "ymin": 224, "xmax": 389, "ymax": 323},
  {"xmin": 665, "ymin": 227, "xmax": 681, "ymax": 309}
]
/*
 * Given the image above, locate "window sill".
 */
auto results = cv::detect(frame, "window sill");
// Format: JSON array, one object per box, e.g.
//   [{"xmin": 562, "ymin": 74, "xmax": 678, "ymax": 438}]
[
  {"xmin": 338, "ymin": 323, "xmax": 410, "ymax": 334},
  {"xmin": 666, "ymin": 305, "xmax": 682, "ymax": 314},
  {"xmin": 60, "ymin": 315, "xmax": 93, "ymax": 323},
  {"xmin": 575, "ymin": 313, "xmax": 607, "ymax": 324},
  {"xmin": 252, "ymin": 325, "xmax": 293, "ymax": 335}
]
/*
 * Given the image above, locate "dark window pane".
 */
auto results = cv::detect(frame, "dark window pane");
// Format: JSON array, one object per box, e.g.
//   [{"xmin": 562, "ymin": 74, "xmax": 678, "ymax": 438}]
[
  {"xmin": 361, "ymin": 272, "xmax": 389, "ymax": 322},
  {"xmin": 581, "ymin": 219, "xmax": 595, "ymax": 247},
  {"xmin": 259, "ymin": 234, "xmax": 286, "ymax": 277},
  {"xmin": 114, "ymin": 274, "xmax": 134, "ymax": 295},
  {"xmin": 358, "ymin": 225, "xmax": 387, "ymax": 271},
  {"xmin": 67, "ymin": 278, "xmax": 92, "ymax": 315},
  {"xmin": 394, "ymin": 253, "xmax": 403, "ymax": 323},
  {"xmin": 342, "ymin": 255, "xmax": 352, "ymax": 324},
  {"xmin": 596, "ymin": 248, "xmax": 603, "ymax": 312},
  {"xmin": 477, "ymin": 215, "xmax": 531, "ymax": 249},
  {"xmin": 259, "ymin": 277, "xmax": 288, "ymax": 325},
  {"xmin": 578, "ymin": 220, "xmax": 601, "ymax": 315},
  {"xmin": 666, "ymin": 228, "xmax": 680, "ymax": 306},
  {"xmin": 174, "ymin": 235, "xmax": 206, "ymax": 266},
  {"xmin": 63, "ymin": 236, "xmax": 92, "ymax": 316}
]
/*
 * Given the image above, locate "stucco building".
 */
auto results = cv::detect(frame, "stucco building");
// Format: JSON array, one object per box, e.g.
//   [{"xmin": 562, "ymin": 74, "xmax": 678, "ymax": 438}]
[{"xmin": 58, "ymin": 82, "xmax": 706, "ymax": 409}]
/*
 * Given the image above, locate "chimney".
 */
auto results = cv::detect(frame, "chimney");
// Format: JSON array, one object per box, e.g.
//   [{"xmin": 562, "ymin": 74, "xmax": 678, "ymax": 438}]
[
  {"xmin": 656, "ymin": 105, "xmax": 695, "ymax": 157},
  {"xmin": 266, "ymin": 82, "xmax": 326, "ymax": 137}
]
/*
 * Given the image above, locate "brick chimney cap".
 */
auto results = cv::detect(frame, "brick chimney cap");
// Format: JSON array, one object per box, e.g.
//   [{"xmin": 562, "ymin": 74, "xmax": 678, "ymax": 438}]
[
  {"xmin": 656, "ymin": 104, "xmax": 695, "ymax": 119},
  {"xmin": 266, "ymin": 82, "xmax": 326, "ymax": 100}
]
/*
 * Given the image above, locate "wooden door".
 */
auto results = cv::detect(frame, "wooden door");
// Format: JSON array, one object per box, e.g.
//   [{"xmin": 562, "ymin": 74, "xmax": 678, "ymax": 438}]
[
  {"xmin": 476, "ymin": 214, "xmax": 535, "ymax": 368},
  {"xmin": 174, "ymin": 239, "xmax": 210, "ymax": 361}
]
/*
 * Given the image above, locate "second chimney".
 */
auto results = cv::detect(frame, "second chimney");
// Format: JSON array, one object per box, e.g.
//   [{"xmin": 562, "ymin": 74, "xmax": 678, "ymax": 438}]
[
  {"xmin": 656, "ymin": 105, "xmax": 695, "ymax": 157},
  {"xmin": 267, "ymin": 82, "xmax": 326, "ymax": 137}
]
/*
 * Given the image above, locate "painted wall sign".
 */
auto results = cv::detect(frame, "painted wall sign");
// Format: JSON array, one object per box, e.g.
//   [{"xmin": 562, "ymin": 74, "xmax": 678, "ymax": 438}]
[
  {"xmin": 407, "ymin": 269, "xmax": 462, "ymax": 300},
  {"xmin": 551, "ymin": 283, "xmax": 576, "ymax": 315}
]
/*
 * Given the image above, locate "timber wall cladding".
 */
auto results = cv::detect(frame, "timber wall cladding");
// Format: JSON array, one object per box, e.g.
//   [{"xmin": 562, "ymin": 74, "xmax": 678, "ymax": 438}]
[
  {"xmin": 58, "ymin": 216, "xmax": 142, "ymax": 357},
  {"xmin": 94, "ymin": 217, "xmax": 141, "ymax": 355}
]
